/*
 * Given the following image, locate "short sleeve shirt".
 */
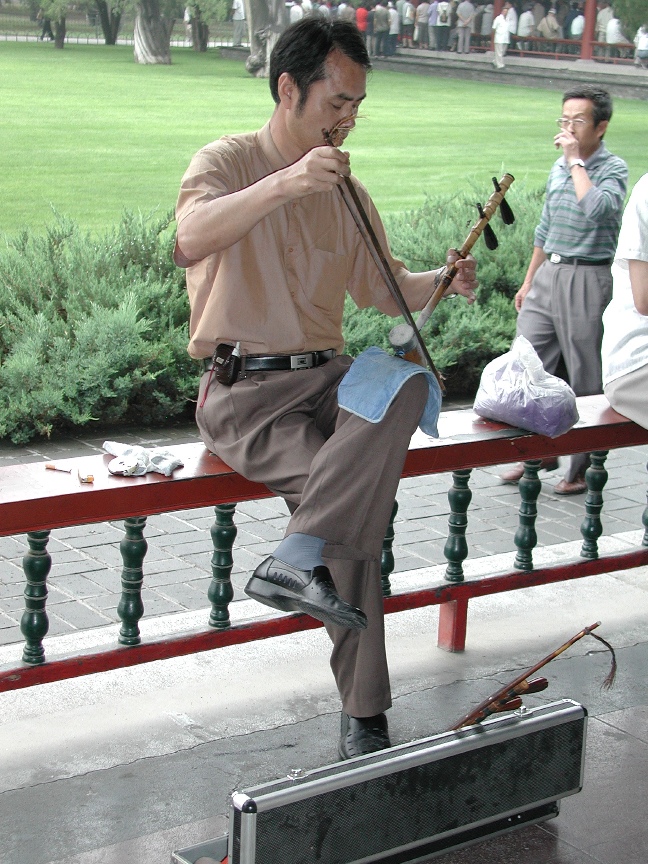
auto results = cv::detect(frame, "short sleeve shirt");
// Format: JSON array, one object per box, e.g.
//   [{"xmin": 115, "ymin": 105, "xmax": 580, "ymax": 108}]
[{"xmin": 175, "ymin": 122, "xmax": 426, "ymax": 359}]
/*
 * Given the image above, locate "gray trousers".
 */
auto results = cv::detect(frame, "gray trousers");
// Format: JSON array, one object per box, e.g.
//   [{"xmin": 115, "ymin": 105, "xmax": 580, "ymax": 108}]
[
  {"xmin": 196, "ymin": 355, "xmax": 428, "ymax": 717},
  {"xmin": 517, "ymin": 259, "xmax": 612, "ymax": 481}
]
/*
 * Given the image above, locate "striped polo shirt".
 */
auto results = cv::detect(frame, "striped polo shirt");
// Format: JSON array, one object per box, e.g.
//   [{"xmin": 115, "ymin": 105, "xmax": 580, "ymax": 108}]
[{"xmin": 534, "ymin": 142, "xmax": 628, "ymax": 261}]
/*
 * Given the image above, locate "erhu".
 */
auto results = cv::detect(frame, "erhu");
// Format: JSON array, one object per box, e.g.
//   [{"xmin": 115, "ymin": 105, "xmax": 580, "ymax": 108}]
[{"xmin": 323, "ymin": 117, "xmax": 515, "ymax": 390}]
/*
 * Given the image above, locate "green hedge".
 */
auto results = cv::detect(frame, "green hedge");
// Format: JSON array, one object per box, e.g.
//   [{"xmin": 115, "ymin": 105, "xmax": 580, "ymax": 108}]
[
  {"xmin": 0, "ymin": 211, "xmax": 197, "ymax": 444},
  {"xmin": 0, "ymin": 184, "xmax": 543, "ymax": 444}
]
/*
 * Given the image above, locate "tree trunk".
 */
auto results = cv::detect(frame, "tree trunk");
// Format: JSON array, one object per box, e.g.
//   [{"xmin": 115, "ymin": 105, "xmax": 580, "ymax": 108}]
[
  {"xmin": 191, "ymin": 16, "xmax": 209, "ymax": 52},
  {"xmin": 54, "ymin": 17, "xmax": 66, "ymax": 49},
  {"xmin": 95, "ymin": 0, "xmax": 121, "ymax": 45},
  {"xmin": 245, "ymin": 0, "xmax": 288, "ymax": 78},
  {"xmin": 134, "ymin": 0, "xmax": 172, "ymax": 65}
]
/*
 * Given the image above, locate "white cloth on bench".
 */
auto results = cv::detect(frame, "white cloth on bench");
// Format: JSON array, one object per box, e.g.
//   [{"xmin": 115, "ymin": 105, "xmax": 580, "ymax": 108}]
[{"xmin": 103, "ymin": 441, "xmax": 184, "ymax": 477}]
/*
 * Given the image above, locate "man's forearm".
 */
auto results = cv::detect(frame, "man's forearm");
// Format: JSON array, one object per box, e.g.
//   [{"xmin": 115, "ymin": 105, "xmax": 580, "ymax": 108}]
[
  {"xmin": 176, "ymin": 172, "xmax": 290, "ymax": 263},
  {"xmin": 523, "ymin": 245, "xmax": 547, "ymax": 287},
  {"xmin": 515, "ymin": 245, "xmax": 546, "ymax": 311},
  {"xmin": 567, "ymin": 161, "xmax": 594, "ymax": 201}
]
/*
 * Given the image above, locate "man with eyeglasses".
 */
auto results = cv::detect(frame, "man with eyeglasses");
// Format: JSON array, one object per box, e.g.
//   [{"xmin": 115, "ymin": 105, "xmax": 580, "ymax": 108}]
[{"xmin": 501, "ymin": 85, "xmax": 627, "ymax": 494}]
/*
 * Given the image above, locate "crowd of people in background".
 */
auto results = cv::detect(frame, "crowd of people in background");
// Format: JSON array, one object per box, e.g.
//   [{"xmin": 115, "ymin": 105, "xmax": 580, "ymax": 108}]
[{"xmin": 267, "ymin": 1, "xmax": 647, "ymax": 67}]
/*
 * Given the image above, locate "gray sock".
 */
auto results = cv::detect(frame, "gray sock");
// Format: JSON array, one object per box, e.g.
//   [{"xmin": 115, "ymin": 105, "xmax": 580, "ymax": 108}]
[{"xmin": 273, "ymin": 533, "xmax": 326, "ymax": 571}]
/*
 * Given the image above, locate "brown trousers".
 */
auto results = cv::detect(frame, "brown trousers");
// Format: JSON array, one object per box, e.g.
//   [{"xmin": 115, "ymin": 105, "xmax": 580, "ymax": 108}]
[{"xmin": 197, "ymin": 355, "xmax": 428, "ymax": 717}]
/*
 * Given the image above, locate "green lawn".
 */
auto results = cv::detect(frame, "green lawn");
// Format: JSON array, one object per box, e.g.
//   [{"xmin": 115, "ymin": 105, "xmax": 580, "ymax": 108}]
[{"xmin": 1, "ymin": 41, "xmax": 645, "ymax": 233}]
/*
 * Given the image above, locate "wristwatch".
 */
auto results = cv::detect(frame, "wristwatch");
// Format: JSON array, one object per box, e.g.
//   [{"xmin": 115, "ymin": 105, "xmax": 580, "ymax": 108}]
[{"xmin": 569, "ymin": 159, "xmax": 586, "ymax": 169}]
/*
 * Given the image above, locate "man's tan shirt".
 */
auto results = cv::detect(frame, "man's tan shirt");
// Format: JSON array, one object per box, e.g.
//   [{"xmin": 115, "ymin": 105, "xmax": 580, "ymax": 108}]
[{"xmin": 175, "ymin": 122, "xmax": 429, "ymax": 359}]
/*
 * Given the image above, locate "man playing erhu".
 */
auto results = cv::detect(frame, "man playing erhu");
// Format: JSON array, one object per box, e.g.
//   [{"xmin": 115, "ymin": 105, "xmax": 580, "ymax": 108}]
[{"xmin": 175, "ymin": 18, "xmax": 477, "ymax": 759}]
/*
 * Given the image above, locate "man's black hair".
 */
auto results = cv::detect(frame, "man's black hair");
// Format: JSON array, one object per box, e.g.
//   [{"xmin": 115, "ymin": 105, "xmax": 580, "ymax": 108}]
[
  {"xmin": 269, "ymin": 18, "xmax": 371, "ymax": 112},
  {"xmin": 562, "ymin": 85, "xmax": 613, "ymax": 127}
]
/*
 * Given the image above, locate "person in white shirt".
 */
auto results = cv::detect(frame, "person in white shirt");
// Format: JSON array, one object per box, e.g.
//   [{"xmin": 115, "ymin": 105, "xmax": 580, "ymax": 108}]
[
  {"xmin": 436, "ymin": 0, "xmax": 451, "ymax": 50},
  {"xmin": 492, "ymin": 1, "xmax": 512, "ymax": 68},
  {"xmin": 505, "ymin": 1, "xmax": 518, "ymax": 38},
  {"xmin": 232, "ymin": 0, "xmax": 246, "ymax": 46},
  {"xmin": 596, "ymin": 0, "xmax": 612, "ymax": 41},
  {"xmin": 635, "ymin": 25, "xmax": 648, "ymax": 68},
  {"xmin": 570, "ymin": 12, "xmax": 584, "ymax": 37},
  {"xmin": 606, "ymin": 16, "xmax": 630, "ymax": 58},
  {"xmin": 517, "ymin": 2, "xmax": 535, "ymax": 51},
  {"xmin": 387, "ymin": 1, "xmax": 400, "ymax": 53},
  {"xmin": 602, "ymin": 174, "xmax": 648, "ymax": 429},
  {"xmin": 290, "ymin": 0, "xmax": 304, "ymax": 23}
]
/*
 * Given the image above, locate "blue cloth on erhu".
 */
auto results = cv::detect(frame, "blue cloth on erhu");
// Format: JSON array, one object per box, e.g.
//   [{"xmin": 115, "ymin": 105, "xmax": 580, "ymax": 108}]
[{"xmin": 337, "ymin": 346, "xmax": 441, "ymax": 437}]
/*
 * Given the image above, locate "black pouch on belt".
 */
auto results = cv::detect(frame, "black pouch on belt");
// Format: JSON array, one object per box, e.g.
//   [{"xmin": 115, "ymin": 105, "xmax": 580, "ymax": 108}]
[{"xmin": 212, "ymin": 342, "xmax": 241, "ymax": 387}]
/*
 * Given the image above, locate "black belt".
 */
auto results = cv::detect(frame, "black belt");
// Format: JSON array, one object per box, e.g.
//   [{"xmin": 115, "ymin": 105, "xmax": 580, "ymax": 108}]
[
  {"xmin": 548, "ymin": 253, "xmax": 613, "ymax": 266},
  {"xmin": 203, "ymin": 349, "xmax": 336, "ymax": 374}
]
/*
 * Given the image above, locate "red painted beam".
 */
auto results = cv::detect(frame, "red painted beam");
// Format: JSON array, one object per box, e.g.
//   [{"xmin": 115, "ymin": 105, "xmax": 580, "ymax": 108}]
[{"xmin": 2, "ymin": 547, "xmax": 646, "ymax": 694}]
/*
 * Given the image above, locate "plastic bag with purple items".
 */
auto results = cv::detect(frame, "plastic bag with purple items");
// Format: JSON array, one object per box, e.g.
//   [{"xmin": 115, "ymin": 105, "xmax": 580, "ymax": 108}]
[{"xmin": 473, "ymin": 336, "xmax": 579, "ymax": 438}]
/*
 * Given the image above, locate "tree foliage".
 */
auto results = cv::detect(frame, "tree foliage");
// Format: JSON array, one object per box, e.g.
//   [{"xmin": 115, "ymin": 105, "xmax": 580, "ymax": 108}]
[
  {"xmin": 613, "ymin": 0, "xmax": 648, "ymax": 36},
  {"xmin": 40, "ymin": 0, "xmax": 68, "ymax": 47}
]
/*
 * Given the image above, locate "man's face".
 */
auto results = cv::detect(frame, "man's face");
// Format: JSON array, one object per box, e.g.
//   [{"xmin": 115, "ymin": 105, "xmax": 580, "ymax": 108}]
[
  {"xmin": 285, "ymin": 50, "xmax": 367, "ymax": 154},
  {"xmin": 560, "ymin": 98, "xmax": 607, "ymax": 156}
]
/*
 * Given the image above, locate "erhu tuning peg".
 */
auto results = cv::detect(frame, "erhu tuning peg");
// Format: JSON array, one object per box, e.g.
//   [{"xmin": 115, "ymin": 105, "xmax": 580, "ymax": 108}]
[
  {"xmin": 492, "ymin": 176, "xmax": 515, "ymax": 225},
  {"xmin": 477, "ymin": 203, "xmax": 499, "ymax": 250}
]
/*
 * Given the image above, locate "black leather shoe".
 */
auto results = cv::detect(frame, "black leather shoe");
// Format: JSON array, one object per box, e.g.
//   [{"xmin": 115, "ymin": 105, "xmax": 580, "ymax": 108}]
[
  {"xmin": 245, "ymin": 557, "xmax": 368, "ymax": 630},
  {"xmin": 339, "ymin": 712, "xmax": 391, "ymax": 760}
]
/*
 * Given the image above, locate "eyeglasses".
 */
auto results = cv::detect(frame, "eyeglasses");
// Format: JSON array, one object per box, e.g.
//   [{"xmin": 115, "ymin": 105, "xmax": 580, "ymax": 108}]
[{"xmin": 556, "ymin": 118, "xmax": 588, "ymax": 129}]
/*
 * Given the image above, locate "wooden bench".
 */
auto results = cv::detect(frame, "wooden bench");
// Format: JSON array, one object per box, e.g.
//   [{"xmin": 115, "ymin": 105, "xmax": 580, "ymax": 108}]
[{"xmin": 1, "ymin": 394, "xmax": 647, "ymax": 693}]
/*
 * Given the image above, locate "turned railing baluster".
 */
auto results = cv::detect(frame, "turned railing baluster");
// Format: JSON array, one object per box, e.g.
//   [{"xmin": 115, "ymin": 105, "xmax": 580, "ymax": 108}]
[
  {"xmin": 514, "ymin": 459, "xmax": 542, "ymax": 571},
  {"xmin": 21, "ymin": 530, "xmax": 51, "ymax": 665},
  {"xmin": 444, "ymin": 469, "xmax": 472, "ymax": 583},
  {"xmin": 209, "ymin": 503, "xmax": 237, "ymax": 629},
  {"xmin": 117, "ymin": 516, "xmax": 147, "ymax": 646},
  {"xmin": 580, "ymin": 451, "xmax": 608, "ymax": 560}
]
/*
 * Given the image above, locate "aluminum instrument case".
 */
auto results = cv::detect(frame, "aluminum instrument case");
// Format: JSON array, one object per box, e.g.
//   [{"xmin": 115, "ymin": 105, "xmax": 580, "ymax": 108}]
[{"xmin": 172, "ymin": 699, "xmax": 586, "ymax": 864}]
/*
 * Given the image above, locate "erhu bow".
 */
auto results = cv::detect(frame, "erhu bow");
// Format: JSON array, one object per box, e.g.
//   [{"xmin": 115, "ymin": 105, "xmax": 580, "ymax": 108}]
[
  {"xmin": 449, "ymin": 621, "xmax": 617, "ymax": 731},
  {"xmin": 322, "ymin": 122, "xmax": 442, "ymax": 386},
  {"xmin": 323, "ymin": 117, "xmax": 515, "ymax": 389}
]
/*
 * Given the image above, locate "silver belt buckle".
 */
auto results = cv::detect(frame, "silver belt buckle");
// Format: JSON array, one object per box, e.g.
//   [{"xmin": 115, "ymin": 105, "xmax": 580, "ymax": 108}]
[
  {"xmin": 550, "ymin": 253, "xmax": 561, "ymax": 264},
  {"xmin": 290, "ymin": 353, "xmax": 314, "ymax": 370}
]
